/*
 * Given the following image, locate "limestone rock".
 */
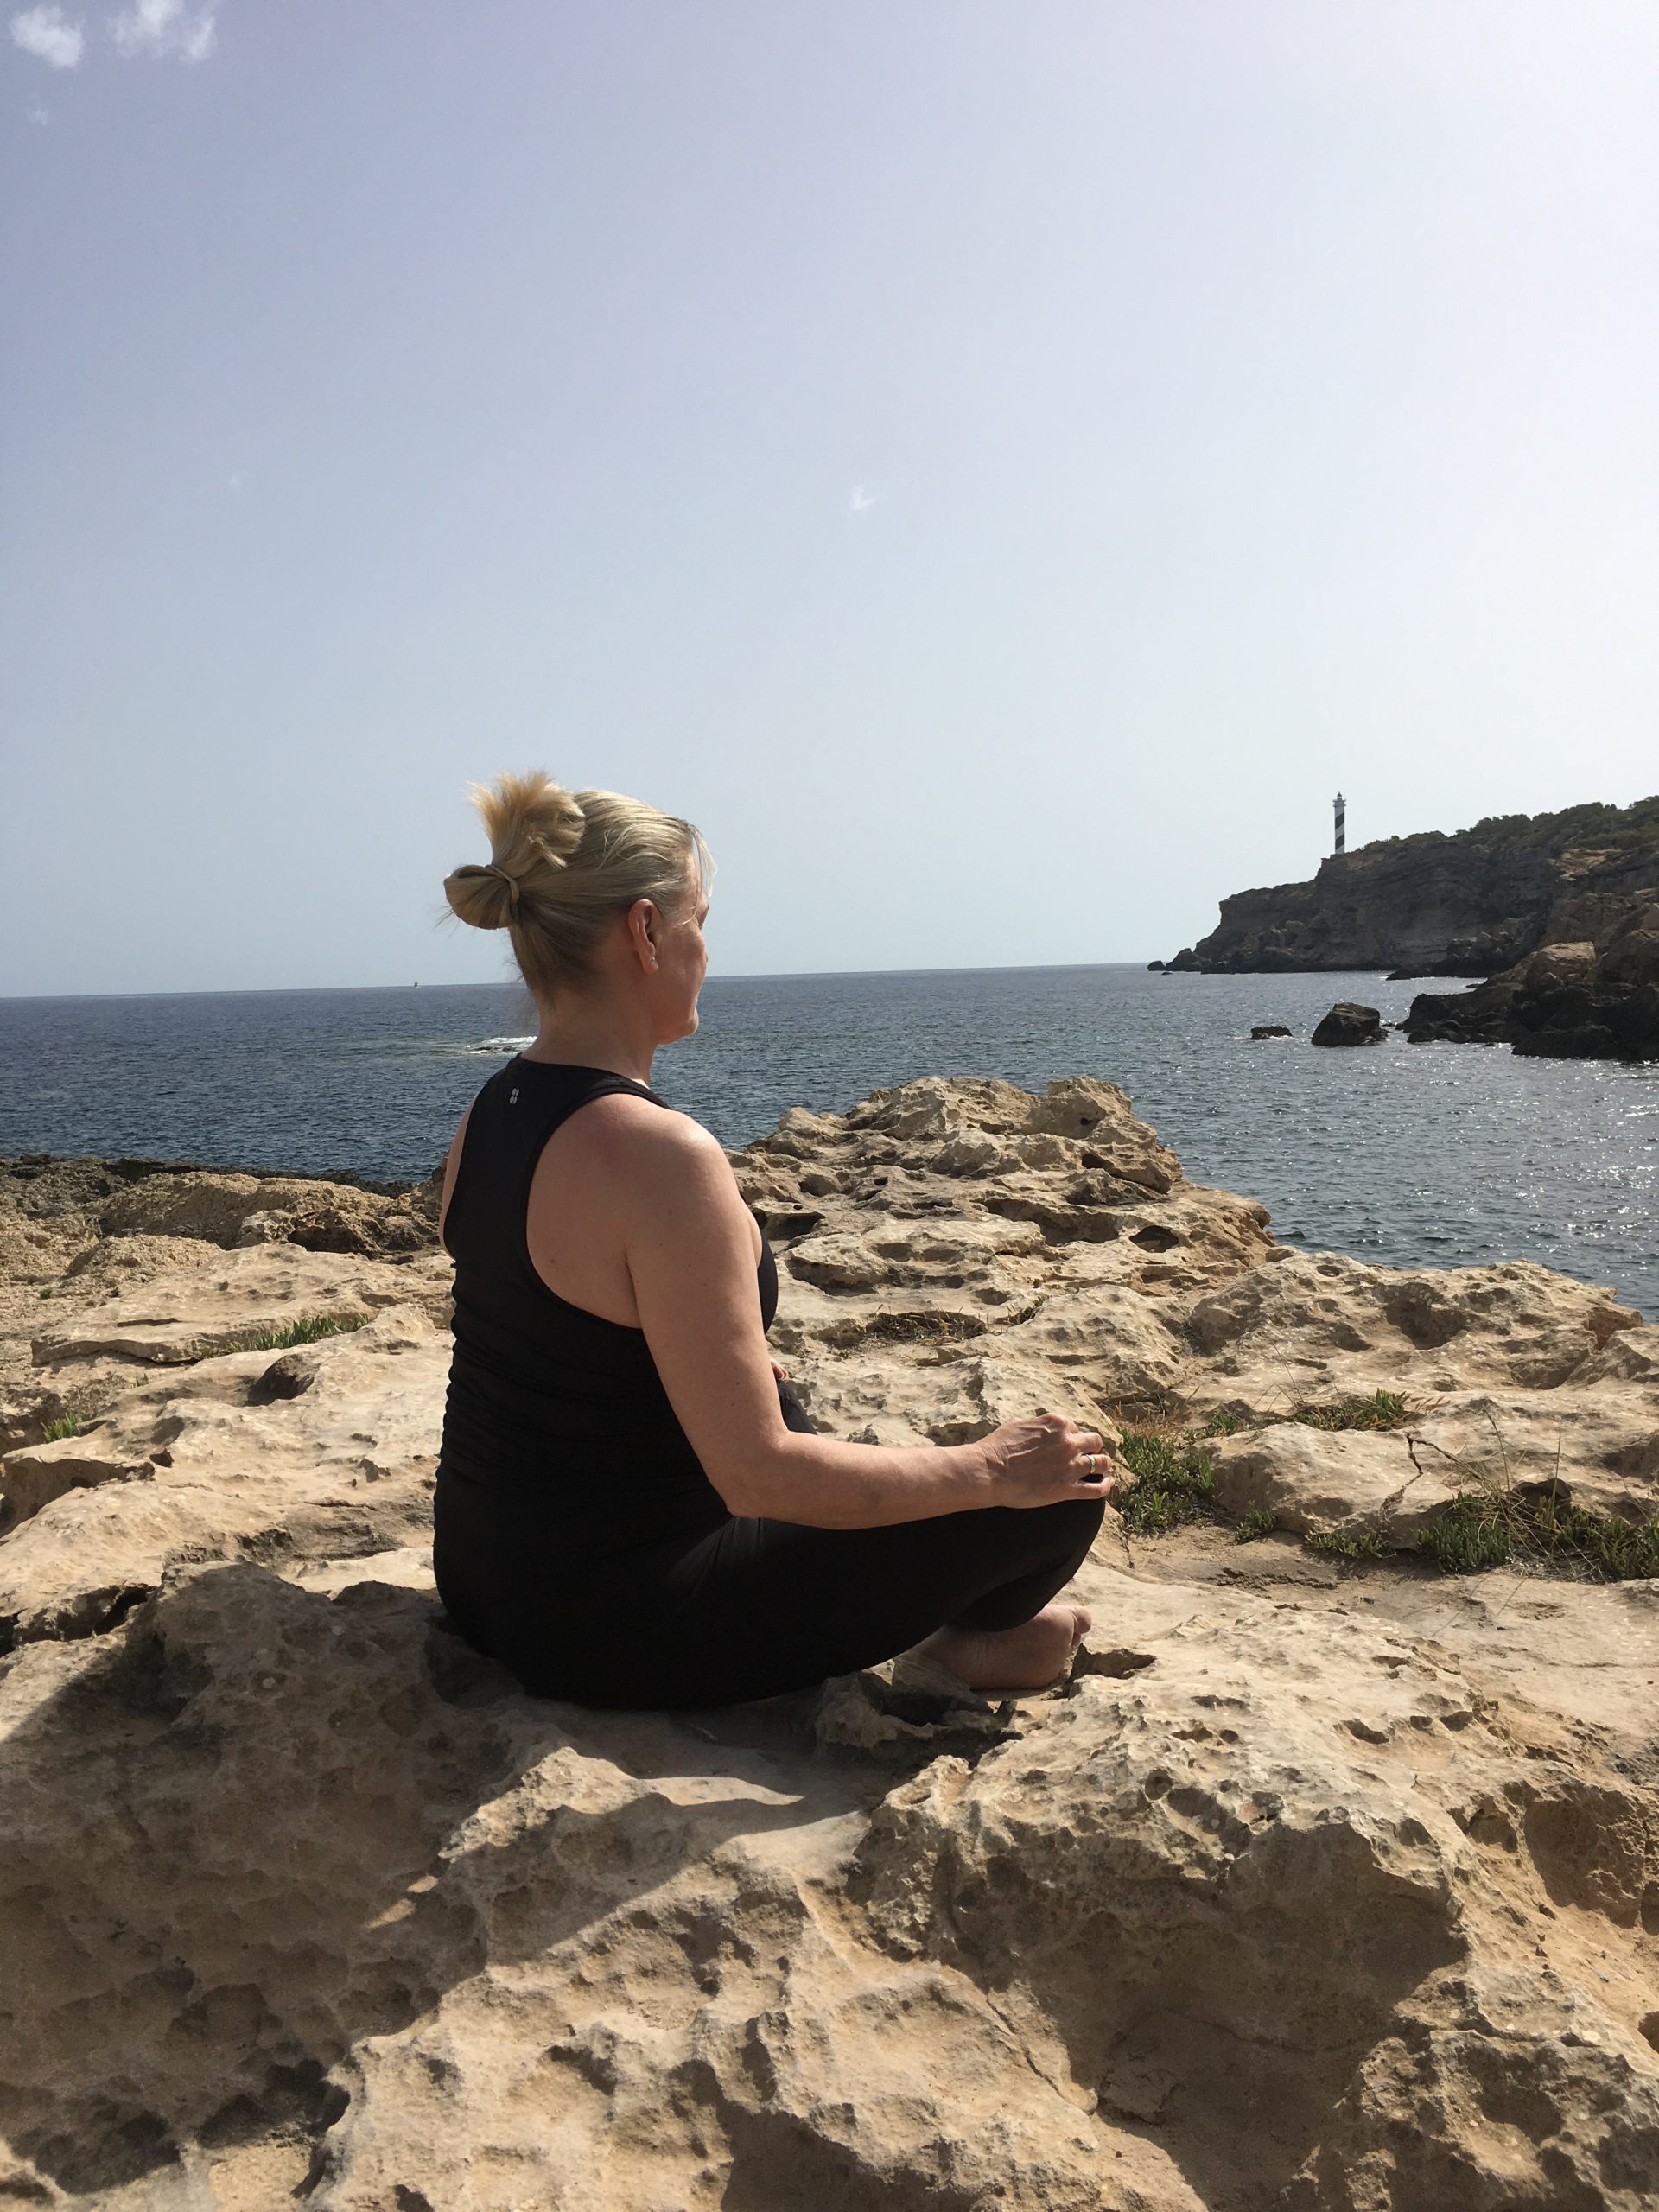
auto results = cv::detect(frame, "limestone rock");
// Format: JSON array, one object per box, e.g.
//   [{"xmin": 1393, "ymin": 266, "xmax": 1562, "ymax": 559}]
[
  {"xmin": 0, "ymin": 1300, "xmax": 449, "ymax": 1646},
  {"xmin": 29, "ymin": 1244, "xmax": 450, "ymax": 1370},
  {"xmin": 1, "ymin": 1080, "xmax": 1656, "ymax": 2208},
  {"xmin": 1207, "ymin": 1424, "xmax": 1455, "ymax": 1539},
  {"xmin": 0, "ymin": 1432, "xmax": 157, "ymax": 1525},
  {"xmin": 100, "ymin": 1168, "xmax": 440, "ymax": 1255}
]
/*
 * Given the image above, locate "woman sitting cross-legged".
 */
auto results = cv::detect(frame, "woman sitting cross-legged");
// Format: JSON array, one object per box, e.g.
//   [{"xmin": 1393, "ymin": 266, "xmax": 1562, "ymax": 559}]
[{"xmin": 434, "ymin": 772, "xmax": 1115, "ymax": 1709}]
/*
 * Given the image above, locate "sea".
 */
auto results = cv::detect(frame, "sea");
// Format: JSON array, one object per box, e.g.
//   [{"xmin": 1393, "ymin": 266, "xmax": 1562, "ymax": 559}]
[{"xmin": 2, "ymin": 966, "xmax": 1655, "ymax": 1319}]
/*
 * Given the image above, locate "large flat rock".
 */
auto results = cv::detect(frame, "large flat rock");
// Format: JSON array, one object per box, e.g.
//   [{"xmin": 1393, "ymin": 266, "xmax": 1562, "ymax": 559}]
[{"xmin": 0, "ymin": 1077, "xmax": 1655, "ymax": 2209}]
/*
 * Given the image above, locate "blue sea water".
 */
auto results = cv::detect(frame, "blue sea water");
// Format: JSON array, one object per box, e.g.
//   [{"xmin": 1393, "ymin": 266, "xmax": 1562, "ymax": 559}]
[{"xmin": 1, "ymin": 965, "xmax": 1654, "ymax": 1317}]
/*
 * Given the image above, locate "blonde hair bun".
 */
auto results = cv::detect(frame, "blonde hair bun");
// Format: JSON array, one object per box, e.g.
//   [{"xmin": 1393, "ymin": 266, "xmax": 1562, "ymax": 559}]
[
  {"xmin": 443, "ymin": 771, "xmax": 709, "ymax": 994},
  {"xmin": 443, "ymin": 772, "xmax": 588, "ymax": 931}
]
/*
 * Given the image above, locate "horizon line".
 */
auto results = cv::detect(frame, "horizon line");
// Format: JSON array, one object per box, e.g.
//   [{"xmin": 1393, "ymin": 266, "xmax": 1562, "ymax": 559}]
[{"xmin": 0, "ymin": 957, "xmax": 1194, "ymax": 1004}]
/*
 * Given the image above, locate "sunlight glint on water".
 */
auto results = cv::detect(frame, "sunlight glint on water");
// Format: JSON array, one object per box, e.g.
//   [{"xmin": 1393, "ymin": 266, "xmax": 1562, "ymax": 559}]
[{"xmin": 1, "ymin": 966, "xmax": 1653, "ymax": 1317}]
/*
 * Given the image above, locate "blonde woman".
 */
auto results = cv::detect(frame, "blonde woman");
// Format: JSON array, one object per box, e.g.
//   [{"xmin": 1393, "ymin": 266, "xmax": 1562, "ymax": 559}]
[{"xmin": 435, "ymin": 773, "xmax": 1113, "ymax": 1707}]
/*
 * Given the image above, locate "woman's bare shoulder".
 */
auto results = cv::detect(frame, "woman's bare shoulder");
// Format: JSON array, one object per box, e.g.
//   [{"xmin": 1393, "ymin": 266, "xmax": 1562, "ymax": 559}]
[{"xmin": 551, "ymin": 1090, "xmax": 731, "ymax": 1188}]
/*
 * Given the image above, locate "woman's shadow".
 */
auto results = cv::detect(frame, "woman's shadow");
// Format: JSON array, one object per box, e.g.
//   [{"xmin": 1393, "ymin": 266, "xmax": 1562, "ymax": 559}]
[{"xmin": 0, "ymin": 1560, "xmax": 853, "ymax": 2199}]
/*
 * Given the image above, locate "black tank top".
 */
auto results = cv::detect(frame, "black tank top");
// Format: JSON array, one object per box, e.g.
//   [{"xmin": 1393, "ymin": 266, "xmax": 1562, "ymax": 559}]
[{"xmin": 437, "ymin": 1059, "xmax": 778, "ymax": 1541}]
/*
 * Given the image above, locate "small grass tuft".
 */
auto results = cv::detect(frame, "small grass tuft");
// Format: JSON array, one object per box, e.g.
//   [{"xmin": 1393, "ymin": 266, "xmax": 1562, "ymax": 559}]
[
  {"xmin": 1289, "ymin": 1390, "xmax": 1412, "ymax": 1433},
  {"xmin": 1234, "ymin": 1503, "xmax": 1278, "ymax": 1543},
  {"xmin": 1420, "ymin": 1489, "xmax": 1659, "ymax": 1582},
  {"xmin": 1115, "ymin": 1432, "xmax": 1218, "ymax": 1534},
  {"xmin": 1202, "ymin": 1408, "xmax": 1242, "ymax": 1437},
  {"xmin": 1409, "ymin": 1421, "xmax": 1659, "ymax": 1584},
  {"xmin": 41, "ymin": 1413, "xmax": 85, "ymax": 1443},
  {"xmin": 207, "ymin": 1311, "xmax": 371, "ymax": 1359},
  {"xmin": 1305, "ymin": 1526, "xmax": 1390, "ymax": 1560}
]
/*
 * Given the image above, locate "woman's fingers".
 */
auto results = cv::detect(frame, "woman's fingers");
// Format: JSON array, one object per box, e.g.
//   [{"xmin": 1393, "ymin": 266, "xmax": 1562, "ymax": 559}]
[
  {"xmin": 1074, "ymin": 1428, "xmax": 1112, "ymax": 1486},
  {"xmin": 991, "ymin": 1413, "xmax": 1116, "ymax": 1503}
]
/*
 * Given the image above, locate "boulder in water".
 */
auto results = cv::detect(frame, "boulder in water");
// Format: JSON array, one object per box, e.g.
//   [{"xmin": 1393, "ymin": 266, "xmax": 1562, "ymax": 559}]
[{"xmin": 1312, "ymin": 1001, "xmax": 1384, "ymax": 1046}]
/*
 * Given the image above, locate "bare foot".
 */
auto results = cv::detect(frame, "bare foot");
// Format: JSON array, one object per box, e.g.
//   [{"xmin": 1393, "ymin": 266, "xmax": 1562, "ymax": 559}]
[{"xmin": 918, "ymin": 1603, "xmax": 1092, "ymax": 1693}]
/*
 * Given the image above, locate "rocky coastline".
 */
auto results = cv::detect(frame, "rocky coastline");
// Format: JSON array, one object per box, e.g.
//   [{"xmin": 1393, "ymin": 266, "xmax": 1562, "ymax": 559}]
[
  {"xmin": 1401, "ymin": 892, "xmax": 1659, "ymax": 1059},
  {"xmin": 3, "ymin": 1083, "xmax": 1657, "ymax": 2209},
  {"xmin": 1158, "ymin": 797, "xmax": 1659, "ymax": 1064}
]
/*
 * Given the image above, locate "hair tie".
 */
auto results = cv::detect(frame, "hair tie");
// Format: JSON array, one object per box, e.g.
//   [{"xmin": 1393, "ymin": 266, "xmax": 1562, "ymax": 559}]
[{"xmin": 486, "ymin": 864, "xmax": 521, "ymax": 914}]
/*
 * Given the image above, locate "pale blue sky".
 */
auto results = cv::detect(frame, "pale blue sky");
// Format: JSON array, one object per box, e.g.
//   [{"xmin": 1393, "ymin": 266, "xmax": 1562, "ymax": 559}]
[{"xmin": 3, "ymin": 2, "xmax": 1656, "ymax": 995}]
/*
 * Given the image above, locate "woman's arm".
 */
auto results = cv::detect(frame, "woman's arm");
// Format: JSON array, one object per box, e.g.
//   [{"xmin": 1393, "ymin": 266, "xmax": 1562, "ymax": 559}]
[
  {"xmin": 617, "ymin": 1109, "xmax": 1111, "ymax": 1529},
  {"xmin": 436, "ymin": 1104, "xmax": 473, "ymax": 1247}
]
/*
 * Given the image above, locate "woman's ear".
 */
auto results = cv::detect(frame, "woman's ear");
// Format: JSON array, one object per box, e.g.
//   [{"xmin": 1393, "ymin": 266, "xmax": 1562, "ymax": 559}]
[{"xmin": 626, "ymin": 898, "xmax": 660, "ymax": 970}]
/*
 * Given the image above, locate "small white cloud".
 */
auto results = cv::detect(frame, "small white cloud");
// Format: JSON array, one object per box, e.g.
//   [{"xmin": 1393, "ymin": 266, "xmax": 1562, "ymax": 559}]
[
  {"xmin": 10, "ymin": 6, "xmax": 86, "ymax": 67},
  {"xmin": 28, "ymin": 97, "xmax": 51, "ymax": 120},
  {"xmin": 226, "ymin": 469, "xmax": 245, "ymax": 493},
  {"xmin": 849, "ymin": 485, "xmax": 879, "ymax": 514},
  {"xmin": 110, "ymin": 0, "xmax": 215, "ymax": 61}
]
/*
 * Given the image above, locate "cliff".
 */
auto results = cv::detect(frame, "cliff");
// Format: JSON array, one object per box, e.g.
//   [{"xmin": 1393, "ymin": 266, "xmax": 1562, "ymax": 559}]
[
  {"xmin": 3, "ymin": 1089, "xmax": 1658, "ymax": 2209},
  {"xmin": 1164, "ymin": 793, "xmax": 1659, "ymax": 976},
  {"xmin": 1403, "ymin": 887, "xmax": 1659, "ymax": 1058}
]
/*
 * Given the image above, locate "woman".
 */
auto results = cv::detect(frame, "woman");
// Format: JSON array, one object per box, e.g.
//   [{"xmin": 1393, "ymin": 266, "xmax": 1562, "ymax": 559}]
[{"xmin": 435, "ymin": 772, "xmax": 1114, "ymax": 1708}]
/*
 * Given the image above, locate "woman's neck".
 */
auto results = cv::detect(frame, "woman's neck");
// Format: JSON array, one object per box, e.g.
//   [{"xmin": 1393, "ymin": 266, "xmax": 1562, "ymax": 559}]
[{"xmin": 522, "ymin": 998, "xmax": 656, "ymax": 1086}]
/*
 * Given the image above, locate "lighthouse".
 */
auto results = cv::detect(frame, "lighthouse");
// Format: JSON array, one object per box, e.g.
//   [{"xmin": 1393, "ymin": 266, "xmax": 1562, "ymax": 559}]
[{"xmin": 1333, "ymin": 792, "xmax": 1346, "ymax": 855}]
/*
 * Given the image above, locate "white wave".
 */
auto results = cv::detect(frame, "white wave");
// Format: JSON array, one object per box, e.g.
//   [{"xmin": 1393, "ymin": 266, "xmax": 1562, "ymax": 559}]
[{"xmin": 461, "ymin": 1035, "xmax": 534, "ymax": 1054}]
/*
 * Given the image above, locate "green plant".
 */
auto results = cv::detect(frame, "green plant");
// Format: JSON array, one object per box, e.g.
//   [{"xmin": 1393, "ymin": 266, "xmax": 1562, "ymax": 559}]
[
  {"xmin": 1420, "ymin": 1488, "xmax": 1659, "ymax": 1582},
  {"xmin": 1359, "ymin": 795, "xmax": 1659, "ymax": 862},
  {"xmin": 1408, "ymin": 1420, "xmax": 1659, "ymax": 1583},
  {"xmin": 1202, "ymin": 1408, "xmax": 1241, "ymax": 1436},
  {"xmin": 1304, "ymin": 1526, "xmax": 1389, "ymax": 1560},
  {"xmin": 1289, "ymin": 1390, "xmax": 1412, "ymax": 1433},
  {"xmin": 1115, "ymin": 1432, "xmax": 1218, "ymax": 1534},
  {"xmin": 205, "ymin": 1311, "xmax": 370, "ymax": 1359},
  {"xmin": 1234, "ymin": 1503, "xmax": 1277, "ymax": 1543},
  {"xmin": 41, "ymin": 1413, "xmax": 84, "ymax": 1443}
]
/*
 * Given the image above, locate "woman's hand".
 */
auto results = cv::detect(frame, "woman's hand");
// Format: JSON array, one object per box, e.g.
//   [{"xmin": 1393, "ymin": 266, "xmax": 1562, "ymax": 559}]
[{"xmin": 981, "ymin": 1411, "xmax": 1115, "ymax": 1507}]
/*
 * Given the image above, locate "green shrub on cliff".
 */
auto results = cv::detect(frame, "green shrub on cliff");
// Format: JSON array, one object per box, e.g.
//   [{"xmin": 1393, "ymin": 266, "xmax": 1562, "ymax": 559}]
[
  {"xmin": 1421, "ymin": 1490, "xmax": 1659, "ymax": 1580},
  {"xmin": 1360, "ymin": 793, "xmax": 1659, "ymax": 861},
  {"xmin": 1115, "ymin": 1432, "xmax": 1218, "ymax": 1533},
  {"xmin": 1288, "ymin": 1389, "xmax": 1412, "ymax": 1432}
]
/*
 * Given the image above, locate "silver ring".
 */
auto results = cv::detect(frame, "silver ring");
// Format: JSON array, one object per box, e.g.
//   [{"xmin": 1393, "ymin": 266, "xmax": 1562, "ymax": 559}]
[{"xmin": 1084, "ymin": 1453, "xmax": 1097, "ymax": 1475}]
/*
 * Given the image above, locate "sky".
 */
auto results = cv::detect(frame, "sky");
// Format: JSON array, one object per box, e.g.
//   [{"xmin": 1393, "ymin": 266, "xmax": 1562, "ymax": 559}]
[{"xmin": 3, "ymin": 2, "xmax": 1656, "ymax": 996}]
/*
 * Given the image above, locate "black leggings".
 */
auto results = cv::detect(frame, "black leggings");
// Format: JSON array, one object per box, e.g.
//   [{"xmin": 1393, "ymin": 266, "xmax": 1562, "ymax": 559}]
[
  {"xmin": 607, "ymin": 1490, "xmax": 1106, "ymax": 1709},
  {"xmin": 435, "ymin": 1394, "xmax": 1103, "ymax": 1710}
]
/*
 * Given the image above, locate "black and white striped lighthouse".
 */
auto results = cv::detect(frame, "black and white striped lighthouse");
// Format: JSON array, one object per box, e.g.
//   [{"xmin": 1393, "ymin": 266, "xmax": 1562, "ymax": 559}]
[{"xmin": 1333, "ymin": 791, "xmax": 1346, "ymax": 855}]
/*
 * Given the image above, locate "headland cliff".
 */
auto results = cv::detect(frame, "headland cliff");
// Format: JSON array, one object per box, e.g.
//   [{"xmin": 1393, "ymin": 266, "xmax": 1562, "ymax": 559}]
[{"xmin": 1162, "ymin": 794, "xmax": 1659, "ymax": 980}]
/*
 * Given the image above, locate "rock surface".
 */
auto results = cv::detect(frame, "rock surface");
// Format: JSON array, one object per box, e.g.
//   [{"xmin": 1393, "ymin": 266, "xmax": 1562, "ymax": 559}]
[
  {"xmin": 1310, "ymin": 1002, "xmax": 1383, "ymax": 1047},
  {"xmin": 1166, "ymin": 794, "xmax": 1659, "ymax": 980},
  {"xmin": 2, "ymin": 1081, "xmax": 1656, "ymax": 2209}
]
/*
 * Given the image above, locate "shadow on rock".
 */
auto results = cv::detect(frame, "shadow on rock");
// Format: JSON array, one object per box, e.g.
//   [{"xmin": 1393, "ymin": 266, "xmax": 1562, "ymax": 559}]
[{"xmin": 0, "ymin": 1563, "xmax": 836, "ymax": 2199}]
